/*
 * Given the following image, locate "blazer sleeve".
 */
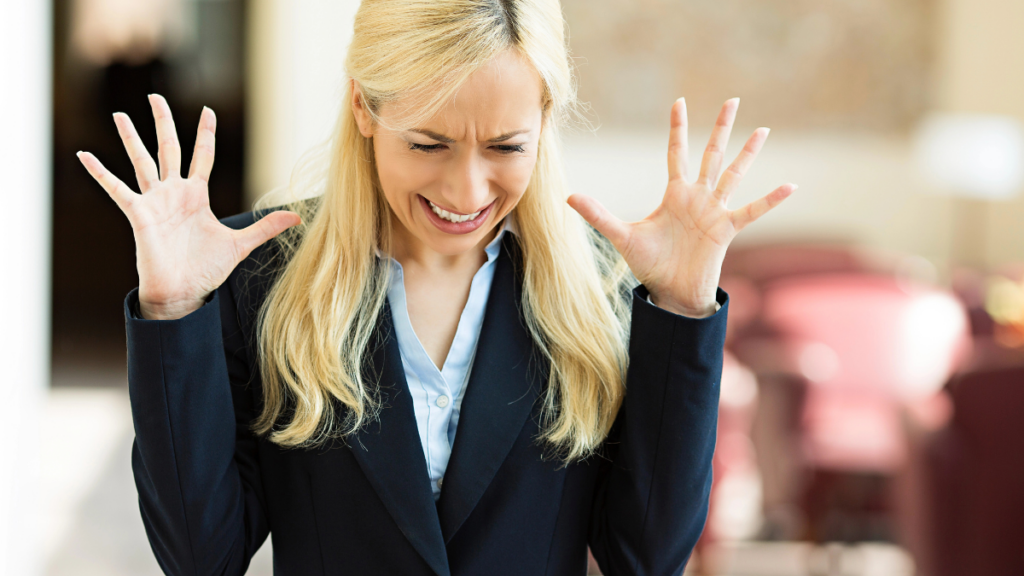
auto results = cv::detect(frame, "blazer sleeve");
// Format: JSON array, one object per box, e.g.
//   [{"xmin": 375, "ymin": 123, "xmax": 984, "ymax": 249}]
[
  {"xmin": 125, "ymin": 273, "xmax": 270, "ymax": 576},
  {"xmin": 588, "ymin": 284, "xmax": 728, "ymax": 576}
]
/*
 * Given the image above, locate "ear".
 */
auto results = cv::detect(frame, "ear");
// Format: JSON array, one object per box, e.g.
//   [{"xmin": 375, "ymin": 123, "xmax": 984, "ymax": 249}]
[{"xmin": 350, "ymin": 79, "xmax": 375, "ymax": 138}]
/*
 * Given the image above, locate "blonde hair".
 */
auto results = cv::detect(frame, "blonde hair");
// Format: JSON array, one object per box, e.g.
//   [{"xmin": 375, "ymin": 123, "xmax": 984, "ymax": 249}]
[{"xmin": 254, "ymin": 0, "xmax": 633, "ymax": 461}]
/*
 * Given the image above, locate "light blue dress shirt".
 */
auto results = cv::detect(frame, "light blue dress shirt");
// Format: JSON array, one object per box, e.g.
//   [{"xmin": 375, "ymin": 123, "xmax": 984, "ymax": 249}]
[{"xmin": 381, "ymin": 218, "xmax": 514, "ymax": 500}]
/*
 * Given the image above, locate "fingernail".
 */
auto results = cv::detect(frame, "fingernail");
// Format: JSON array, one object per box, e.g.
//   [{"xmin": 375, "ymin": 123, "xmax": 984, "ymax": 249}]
[{"xmin": 76, "ymin": 151, "xmax": 83, "ymax": 158}]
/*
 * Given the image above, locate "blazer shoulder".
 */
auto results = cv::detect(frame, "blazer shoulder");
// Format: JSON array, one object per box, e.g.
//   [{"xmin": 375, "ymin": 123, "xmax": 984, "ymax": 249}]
[
  {"xmin": 218, "ymin": 196, "xmax": 320, "ymax": 231},
  {"xmin": 217, "ymin": 198, "xmax": 319, "ymax": 325},
  {"xmin": 219, "ymin": 210, "xmax": 258, "ymax": 231}
]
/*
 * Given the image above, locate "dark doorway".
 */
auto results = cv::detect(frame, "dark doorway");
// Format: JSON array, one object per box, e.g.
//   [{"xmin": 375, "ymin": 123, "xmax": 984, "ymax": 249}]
[{"xmin": 51, "ymin": 0, "xmax": 248, "ymax": 386}]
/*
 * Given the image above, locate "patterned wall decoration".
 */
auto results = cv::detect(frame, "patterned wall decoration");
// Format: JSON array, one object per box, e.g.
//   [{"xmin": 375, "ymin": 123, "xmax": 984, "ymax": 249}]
[{"xmin": 562, "ymin": 0, "xmax": 936, "ymax": 132}]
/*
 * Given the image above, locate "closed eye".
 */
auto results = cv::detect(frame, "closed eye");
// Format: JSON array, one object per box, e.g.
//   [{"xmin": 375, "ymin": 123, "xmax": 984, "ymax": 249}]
[
  {"xmin": 408, "ymin": 142, "xmax": 526, "ymax": 155},
  {"xmin": 409, "ymin": 142, "xmax": 445, "ymax": 153},
  {"xmin": 494, "ymin": 144, "xmax": 526, "ymax": 154}
]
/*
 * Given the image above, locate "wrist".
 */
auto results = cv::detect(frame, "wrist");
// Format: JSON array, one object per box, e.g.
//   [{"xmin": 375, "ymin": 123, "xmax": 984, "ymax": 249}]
[
  {"xmin": 648, "ymin": 291, "xmax": 719, "ymax": 319},
  {"xmin": 139, "ymin": 294, "xmax": 209, "ymax": 320}
]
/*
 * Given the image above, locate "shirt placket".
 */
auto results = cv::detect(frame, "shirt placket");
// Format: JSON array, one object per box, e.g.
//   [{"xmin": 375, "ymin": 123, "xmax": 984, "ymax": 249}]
[{"xmin": 426, "ymin": 369, "xmax": 454, "ymax": 492}]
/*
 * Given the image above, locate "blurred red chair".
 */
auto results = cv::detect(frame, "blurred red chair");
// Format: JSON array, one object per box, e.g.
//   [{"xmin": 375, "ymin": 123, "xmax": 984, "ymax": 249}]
[
  {"xmin": 736, "ymin": 272, "xmax": 970, "ymax": 547},
  {"xmin": 927, "ymin": 352, "xmax": 1024, "ymax": 576},
  {"xmin": 721, "ymin": 242, "xmax": 881, "ymax": 348},
  {"xmin": 722, "ymin": 242, "xmax": 905, "ymax": 544}
]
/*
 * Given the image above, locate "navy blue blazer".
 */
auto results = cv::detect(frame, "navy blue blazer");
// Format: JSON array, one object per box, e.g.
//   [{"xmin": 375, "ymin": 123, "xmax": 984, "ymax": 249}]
[{"xmin": 124, "ymin": 209, "xmax": 728, "ymax": 576}]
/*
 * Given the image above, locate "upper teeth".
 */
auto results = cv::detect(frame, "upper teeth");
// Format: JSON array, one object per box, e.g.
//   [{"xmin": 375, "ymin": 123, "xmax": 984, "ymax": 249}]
[{"xmin": 428, "ymin": 200, "xmax": 482, "ymax": 223}]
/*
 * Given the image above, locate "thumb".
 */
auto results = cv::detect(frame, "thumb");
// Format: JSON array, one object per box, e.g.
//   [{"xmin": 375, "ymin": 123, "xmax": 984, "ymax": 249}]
[
  {"xmin": 566, "ymin": 193, "xmax": 630, "ymax": 250},
  {"xmin": 235, "ymin": 210, "xmax": 302, "ymax": 259}
]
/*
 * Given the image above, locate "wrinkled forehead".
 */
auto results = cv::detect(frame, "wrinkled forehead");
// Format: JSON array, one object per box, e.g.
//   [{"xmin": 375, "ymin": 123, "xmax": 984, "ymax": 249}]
[{"xmin": 375, "ymin": 49, "xmax": 546, "ymax": 138}]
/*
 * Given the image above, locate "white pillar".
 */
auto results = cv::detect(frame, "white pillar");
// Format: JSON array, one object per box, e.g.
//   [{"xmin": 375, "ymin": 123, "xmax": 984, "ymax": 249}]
[
  {"xmin": 246, "ymin": 0, "xmax": 361, "ymax": 207},
  {"xmin": 0, "ymin": 2, "xmax": 51, "ymax": 576}
]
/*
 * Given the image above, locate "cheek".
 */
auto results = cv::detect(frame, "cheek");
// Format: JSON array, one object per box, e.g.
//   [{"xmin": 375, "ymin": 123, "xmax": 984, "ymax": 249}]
[
  {"xmin": 494, "ymin": 157, "xmax": 537, "ymax": 202},
  {"xmin": 374, "ymin": 141, "xmax": 437, "ymax": 204}
]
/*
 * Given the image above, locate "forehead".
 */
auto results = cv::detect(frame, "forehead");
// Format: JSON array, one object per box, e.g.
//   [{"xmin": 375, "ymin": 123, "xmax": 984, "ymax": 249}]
[{"xmin": 391, "ymin": 50, "xmax": 546, "ymax": 140}]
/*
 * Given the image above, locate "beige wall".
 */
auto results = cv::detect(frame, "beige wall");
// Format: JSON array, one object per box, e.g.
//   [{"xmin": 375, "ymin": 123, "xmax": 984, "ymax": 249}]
[
  {"xmin": 564, "ymin": 128, "xmax": 955, "ymax": 276},
  {"xmin": 562, "ymin": 0, "xmax": 935, "ymax": 132},
  {"xmin": 246, "ymin": 0, "xmax": 358, "ymax": 207},
  {"xmin": 936, "ymin": 0, "xmax": 1024, "ymax": 268},
  {"xmin": 1, "ymin": 2, "xmax": 51, "ymax": 574}
]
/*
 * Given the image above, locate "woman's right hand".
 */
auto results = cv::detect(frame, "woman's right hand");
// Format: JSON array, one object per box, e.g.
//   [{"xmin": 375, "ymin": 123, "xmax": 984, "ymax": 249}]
[{"xmin": 78, "ymin": 94, "xmax": 301, "ymax": 320}]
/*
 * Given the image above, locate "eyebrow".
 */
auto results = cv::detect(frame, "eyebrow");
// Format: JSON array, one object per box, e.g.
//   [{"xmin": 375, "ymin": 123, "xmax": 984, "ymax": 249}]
[{"xmin": 407, "ymin": 128, "xmax": 531, "ymax": 143}]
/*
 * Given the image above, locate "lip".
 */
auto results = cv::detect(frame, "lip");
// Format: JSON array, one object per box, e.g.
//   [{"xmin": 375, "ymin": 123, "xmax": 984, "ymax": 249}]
[{"xmin": 419, "ymin": 195, "xmax": 494, "ymax": 235}]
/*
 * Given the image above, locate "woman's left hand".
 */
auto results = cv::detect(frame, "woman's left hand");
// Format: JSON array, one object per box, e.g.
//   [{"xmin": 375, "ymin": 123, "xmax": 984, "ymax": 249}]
[{"xmin": 567, "ymin": 97, "xmax": 796, "ymax": 318}]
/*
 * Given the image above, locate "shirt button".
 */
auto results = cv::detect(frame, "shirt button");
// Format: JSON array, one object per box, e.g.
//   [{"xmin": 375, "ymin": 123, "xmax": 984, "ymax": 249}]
[
  {"xmin": 436, "ymin": 395, "xmax": 450, "ymax": 408},
  {"xmin": 437, "ymin": 477, "xmax": 443, "ymax": 488}
]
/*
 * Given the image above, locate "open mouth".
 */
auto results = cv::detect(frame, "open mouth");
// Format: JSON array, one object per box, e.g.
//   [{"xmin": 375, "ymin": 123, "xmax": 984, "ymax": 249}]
[
  {"xmin": 418, "ymin": 195, "xmax": 495, "ymax": 235},
  {"xmin": 426, "ymin": 198, "xmax": 485, "ymax": 223}
]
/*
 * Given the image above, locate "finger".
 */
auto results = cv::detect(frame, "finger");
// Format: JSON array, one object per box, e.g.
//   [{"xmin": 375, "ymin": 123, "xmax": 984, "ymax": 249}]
[
  {"xmin": 188, "ymin": 107, "xmax": 217, "ymax": 183},
  {"xmin": 732, "ymin": 183, "xmax": 797, "ymax": 232},
  {"xmin": 667, "ymin": 98, "xmax": 689, "ymax": 181},
  {"xmin": 716, "ymin": 127, "xmax": 769, "ymax": 203},
  {"xmin": 149, "ymin": 94, "xmax": 182, "ymax": 181},
  {"xmin": 698, "ymin": 98, "xmax": 739, "ymax": 189},
  {"xmin": 566, "ymin": 193, "xmax": 630, "ymax": 250},
  {"xmin": 77, "ymin": 151, "xmax": 138, "ymax": 213},
  {"xmin": 112, "ymin": 112, "xmax": 160, "ymax": 193},
  {"xmin": 233, "ymin": 211, "xmax": 302, "ymax": 259}
]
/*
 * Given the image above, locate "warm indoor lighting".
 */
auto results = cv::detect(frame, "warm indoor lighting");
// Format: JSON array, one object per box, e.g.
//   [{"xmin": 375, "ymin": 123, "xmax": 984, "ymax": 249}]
[{"xmin": 914, "ymin": 114, "xmax": 1024, "ymax": 200}]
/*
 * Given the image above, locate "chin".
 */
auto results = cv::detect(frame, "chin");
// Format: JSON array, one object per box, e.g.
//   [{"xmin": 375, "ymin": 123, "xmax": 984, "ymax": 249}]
[{"xmin": 422, "ymin": 224, "xmax": 495, "ymax": 255}]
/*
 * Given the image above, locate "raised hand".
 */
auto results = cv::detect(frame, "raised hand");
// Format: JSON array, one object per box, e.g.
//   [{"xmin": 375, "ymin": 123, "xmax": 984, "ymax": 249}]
[
  {"xmin": 78, "ymin": 94, "xmax": 301, "ymax": 320},
  {"xmin": 567, "ymin": 98, "xmax": 796, "ymax": 318}
]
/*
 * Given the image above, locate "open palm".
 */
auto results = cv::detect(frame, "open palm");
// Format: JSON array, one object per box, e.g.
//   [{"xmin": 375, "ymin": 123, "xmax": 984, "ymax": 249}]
[
  {"xmin": 568, "ymin": 98, "xmax": 796, "ymax": 317},
  {"xmin": 78, "ymin": 94, "xmax": 300, "ymax": 320}
]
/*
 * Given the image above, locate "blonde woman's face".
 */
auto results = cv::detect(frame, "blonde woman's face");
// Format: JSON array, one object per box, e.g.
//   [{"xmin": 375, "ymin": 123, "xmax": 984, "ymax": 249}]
[{"xmin": 352, "ymin": 50, "xmax": 545, "ymax": 257}]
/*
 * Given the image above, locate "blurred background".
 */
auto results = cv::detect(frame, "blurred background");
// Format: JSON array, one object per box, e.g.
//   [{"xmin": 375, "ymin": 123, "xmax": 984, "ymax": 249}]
[{"xmin": 2, "ymin": 0, "xmax": 1024, "ymax": 574}]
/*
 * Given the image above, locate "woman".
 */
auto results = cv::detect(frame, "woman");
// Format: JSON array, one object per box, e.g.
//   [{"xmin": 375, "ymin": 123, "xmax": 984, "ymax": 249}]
[{"xmin": 77, "ymin": 0, "xmax": 794, "ymax": 574}]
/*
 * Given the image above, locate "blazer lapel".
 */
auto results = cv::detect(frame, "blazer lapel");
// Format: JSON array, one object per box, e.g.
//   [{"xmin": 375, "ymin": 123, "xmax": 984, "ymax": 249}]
[
  {"xmin": 348, "ymin": 302, "xmax": 451, "ymax": 576},
  {"xmin": 436, "ymin": 234, "xmax": 545, "ymax": 543}
]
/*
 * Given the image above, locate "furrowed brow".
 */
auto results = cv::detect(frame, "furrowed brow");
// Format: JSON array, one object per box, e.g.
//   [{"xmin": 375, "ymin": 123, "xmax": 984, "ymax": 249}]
[
  {"xmin": 487, "ymin": 129, "xmax": 530, "ymax": 142},
  {"xmin": 407, "ymin": 128, "xmax": 530, "ymax": 143},
  {"xmin": 407, "ymin": 129, "xmax": 456, "ymax": 144}
]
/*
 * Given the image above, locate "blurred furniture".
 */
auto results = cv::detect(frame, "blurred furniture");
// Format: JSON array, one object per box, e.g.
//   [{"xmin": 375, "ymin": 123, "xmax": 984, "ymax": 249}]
[
  {"xmin": 723, "ymin": 241, "xmax": 972, "ymax": 576},
  {"xmin": 927, "ymin": 346, "xmax": 1024, "ymax": 576},
  {"xmin": 722, "ymin": 242, "xmax": 882, "ymax": 544},
  {"xmin": 720, "ymin": 242, "xmax": 908, "ymax": 348}
]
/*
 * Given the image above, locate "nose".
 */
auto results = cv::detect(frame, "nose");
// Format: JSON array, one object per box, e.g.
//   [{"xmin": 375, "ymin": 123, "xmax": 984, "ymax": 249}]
[{"xmin": 441, "ymin": 148, "xmax": 491, "ymax": 214}]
